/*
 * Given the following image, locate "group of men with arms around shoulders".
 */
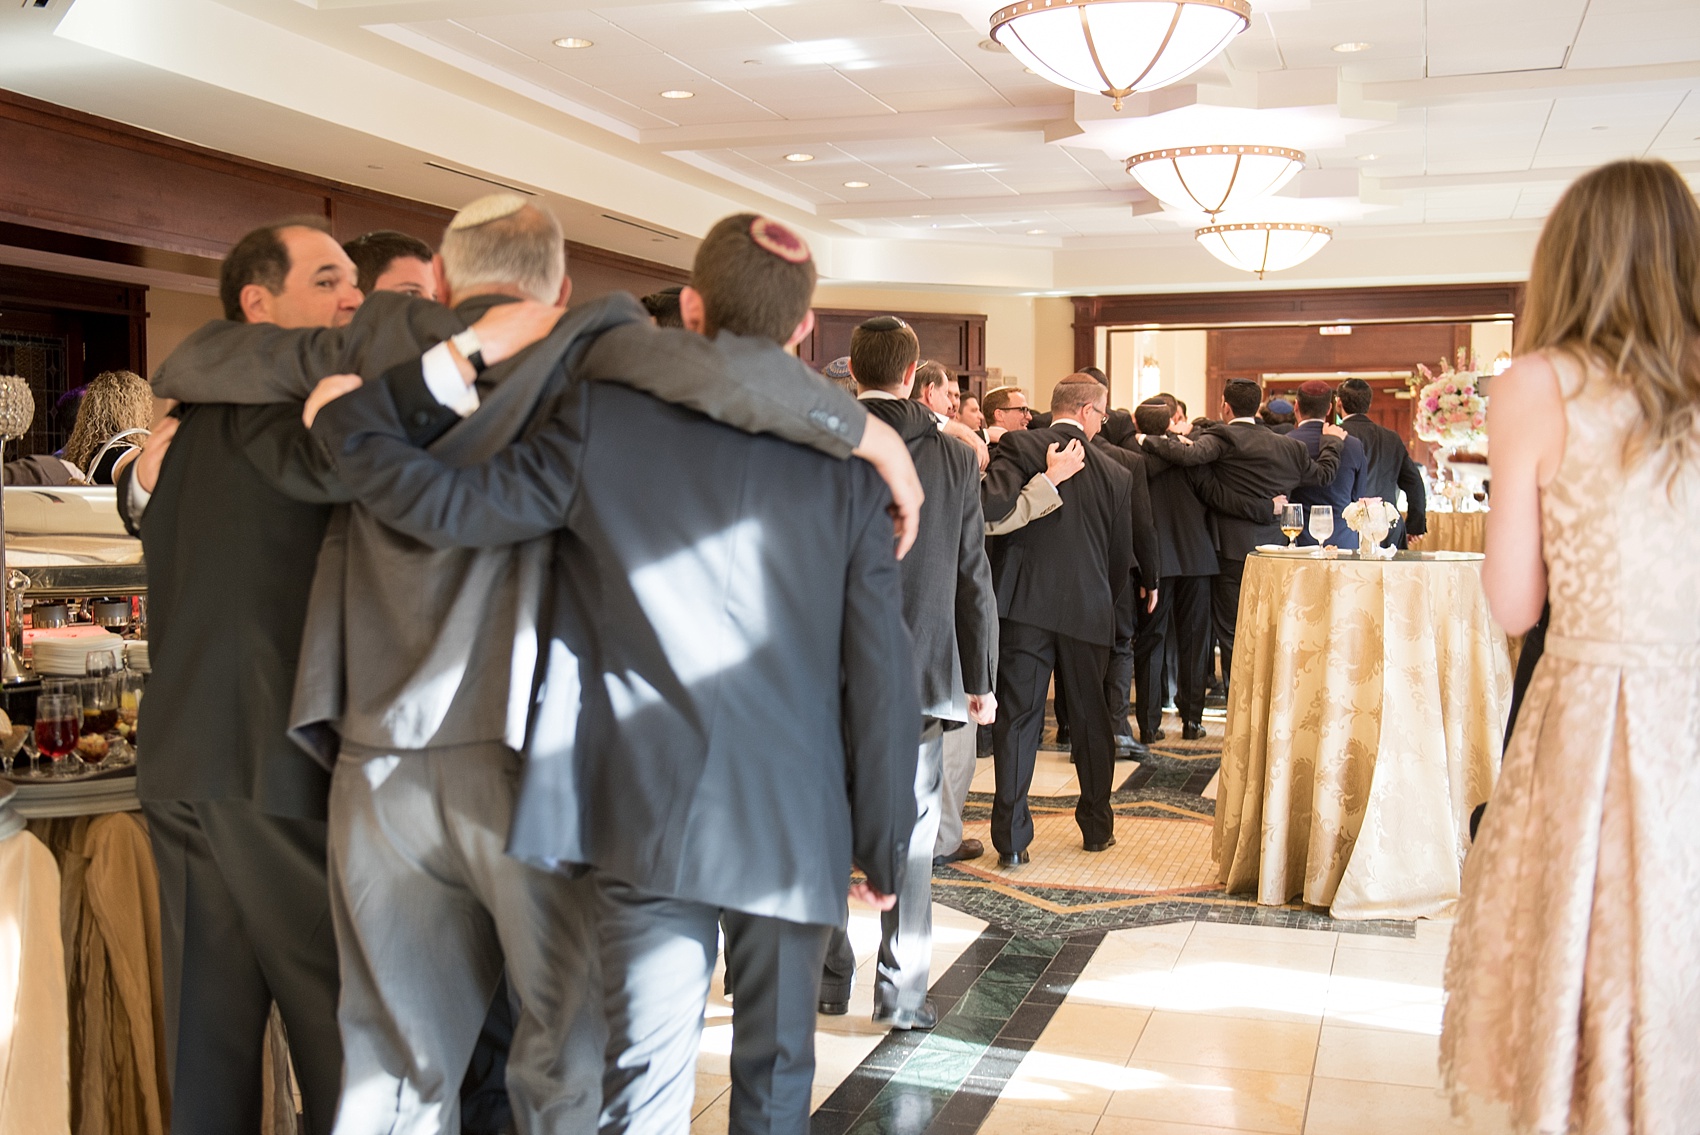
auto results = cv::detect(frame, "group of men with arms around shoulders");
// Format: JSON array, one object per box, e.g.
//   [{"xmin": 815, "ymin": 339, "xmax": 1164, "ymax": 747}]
[{"xmin": 112, "ymin": 192, "xmax": 1427, "ymax": 1135}]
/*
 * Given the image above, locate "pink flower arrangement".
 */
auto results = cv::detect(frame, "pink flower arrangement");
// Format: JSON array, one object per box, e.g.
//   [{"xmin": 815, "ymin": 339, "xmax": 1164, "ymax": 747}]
[{"xmin": 1412, "ymin": 352, "xmax": 1487, "ymax": 446}]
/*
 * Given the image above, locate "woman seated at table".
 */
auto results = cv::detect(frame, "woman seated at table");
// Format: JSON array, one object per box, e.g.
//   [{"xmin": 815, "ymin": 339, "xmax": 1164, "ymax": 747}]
[{"xmin": 2, "ymin": 370, "xmax": 152, "ymax": 486}]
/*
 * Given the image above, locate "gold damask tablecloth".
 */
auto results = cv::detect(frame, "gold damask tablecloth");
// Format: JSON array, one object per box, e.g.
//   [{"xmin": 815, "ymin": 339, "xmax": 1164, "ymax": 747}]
[
  {"xmin": 1215, "ymin": 550, "xmax": 1512, "ymax": 919},
  {"xmin": 1421, "ymin": 510, "xmax": 1487, "ymax": 553}
]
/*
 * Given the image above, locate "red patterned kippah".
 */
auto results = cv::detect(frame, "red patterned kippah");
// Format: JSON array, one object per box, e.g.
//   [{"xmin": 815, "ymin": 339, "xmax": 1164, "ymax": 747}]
[{"xmin": 750, "ymin": 216, "xmax": 811, "ymax": 264}]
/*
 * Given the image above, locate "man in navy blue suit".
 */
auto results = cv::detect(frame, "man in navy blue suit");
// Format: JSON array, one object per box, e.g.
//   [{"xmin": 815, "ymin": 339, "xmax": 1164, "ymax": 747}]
[{"xmin": 1289, "ymin": 380, "xmax": 1368, "ymax": 548}]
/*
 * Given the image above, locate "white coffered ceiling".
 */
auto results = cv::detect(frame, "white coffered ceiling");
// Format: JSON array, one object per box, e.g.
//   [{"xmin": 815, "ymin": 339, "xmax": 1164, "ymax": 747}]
[{"xmin": 4, "ymin": 0, "xmax": 1700, "ymax": 291}]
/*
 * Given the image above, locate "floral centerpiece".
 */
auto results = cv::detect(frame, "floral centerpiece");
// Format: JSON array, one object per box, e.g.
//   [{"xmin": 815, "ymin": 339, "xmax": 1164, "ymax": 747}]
[
  {"xmin": 1343, "ymin": 497, "xmax": 1400, "ymax": 558},
  {"xmin": 1411, "ymin": 349, "xmax": 1487, "ymax": 449}
]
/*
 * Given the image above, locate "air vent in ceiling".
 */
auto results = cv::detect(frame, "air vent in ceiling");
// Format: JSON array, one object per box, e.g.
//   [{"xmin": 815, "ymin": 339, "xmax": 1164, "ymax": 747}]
[
  {"xmin": 21, "ymin": 0, "xmax": 57, "ymax": 9},
  {"xmin": 599, "ymin": 215, "xmax": 680, "ymax": 241},
  {"xmin": 422, "ymin": 161, "xmax": 536, "ymax": 196}
]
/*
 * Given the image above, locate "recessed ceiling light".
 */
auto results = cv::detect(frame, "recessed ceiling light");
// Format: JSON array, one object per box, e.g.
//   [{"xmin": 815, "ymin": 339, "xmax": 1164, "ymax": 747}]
[
  {"xmin": 1591, "ymin": 125, "xmax": 1609, "ymax": 131},
  {"xmin": 784, "ymin": 153, "xmax": 815, "ymax": 163},
  {"xmin": 743, "ymin": 58, "xmax": 761, "ymax": 65},
  {"xmin": 912, "ymin": 214, "xmax": 930, "ymax": 219},
  {"xmin": 843, "ymin": 180, "xmax": 870, "ymax": 189},
  {"xmin": 1359, "ymin": 153, "xmax": 1379, "ymax": 161},
  {"xmin": 1332, "ymin": 41, "xmax": 1371, "ymax": 53},
  {"xmin": 553, "ymin": 36, "xmax": 593, "ymax": 49},
  {"xmin": 978, "ymin": 38, "xmax": 1008, "ymax": 53},
  {"xmin": 367, "ymin": 164, "xmax": 383, "ymax": 170},
  {"xmin": 1027, "ymin": 228, "xmax": 1047, "ymax": 235},
  {"xmin": 660, "ymin": 89, "xmax": 695, "ymax": 99},
  {"xmin": 1023, "ymin": 67, "xmax": 1037, "ymax": 75}
]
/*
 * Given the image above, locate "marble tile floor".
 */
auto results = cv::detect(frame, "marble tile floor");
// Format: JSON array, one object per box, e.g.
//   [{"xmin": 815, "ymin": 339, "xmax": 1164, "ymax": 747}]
[{"xmin": 684, "ymin": 713, "xmax": 1507, "ymax": 1135}]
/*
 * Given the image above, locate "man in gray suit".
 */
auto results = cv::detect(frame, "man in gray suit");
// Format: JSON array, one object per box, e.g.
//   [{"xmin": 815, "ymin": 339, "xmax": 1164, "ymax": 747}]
[
  {"xmin": 116, "ymin": 217, "xmax": 553, "ymax": 1135},
  {"xmin": 298, "ymin": 213, "xmax": 920, "ymax": 1135},
  {"xmin": 818, "ymin": 316, "xmax": 998, "ymax": 1030},
  {"xmin": 138, "ymin": 201, "xmax": 919, "ymax": 1135}
]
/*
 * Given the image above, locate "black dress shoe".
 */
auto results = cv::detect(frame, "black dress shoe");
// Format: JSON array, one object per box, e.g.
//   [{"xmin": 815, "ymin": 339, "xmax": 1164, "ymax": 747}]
[
  {"xmin": 817, "ymin": 999, "xmax": 849, "ymax": 1016},
  {"xmin": 932, "ymin": 838, "xmax": 984, "ymax": 867},
  {"xmin": 1083, "ymin": 836, "xmax": 1118, "ymax": 853},
  {"xmin": 1149, "ymin": 727, "xmax": 1167, "ymax": 742},
  {"xmin": 1182, "ymin": 722, "xmax": 1207, "ymax": 741},
  {"xmin": 997, "ymin": 850, "xmax": 1030, "ymax": 867},
  {"xmin": 873, "ymin": 999, "xmax": 939, "ymax": 1030},
  {"xmin": 1115, "ymin": 735, "xmax": 1149, "ymax": 760},
  {"xmin": 1053, "ymin": 723, "xmax": 1071, "ymax": 748}
]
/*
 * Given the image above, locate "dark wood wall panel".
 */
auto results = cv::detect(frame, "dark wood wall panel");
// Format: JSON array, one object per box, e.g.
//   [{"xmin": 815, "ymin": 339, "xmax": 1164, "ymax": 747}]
[
  {"xmin": 799, "ymin": 309, "xmax": 988, "ymax": 394},
  {"xmin": 0, "ymin": 89, "xmax": 688, "ymax": 317}
]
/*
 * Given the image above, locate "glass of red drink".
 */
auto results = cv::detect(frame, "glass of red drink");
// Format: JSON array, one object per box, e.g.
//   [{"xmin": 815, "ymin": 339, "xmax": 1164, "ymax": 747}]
[{"xmin": 34, "ymin": 693, "xmax": 81, "ymax": 776}]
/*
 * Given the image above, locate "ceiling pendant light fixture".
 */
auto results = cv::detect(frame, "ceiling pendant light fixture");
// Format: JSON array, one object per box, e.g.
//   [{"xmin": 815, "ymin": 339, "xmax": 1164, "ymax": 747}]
[
  {"xmin": 1126, "ymin": 144, "xmax": 1304, "ymax": 216},
  {"xmin": 990, "ymin": 0, "xmax": 1251, "ymax": 111},
  {"xmin": 1195, "ymin": 221, "xmax": 1331, "ymax": 278}
]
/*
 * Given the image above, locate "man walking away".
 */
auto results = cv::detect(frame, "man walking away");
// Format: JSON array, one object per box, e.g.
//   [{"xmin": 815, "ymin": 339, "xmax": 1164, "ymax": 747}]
[
  {"xmin": 819, "ymin": 317, "xmax": 998, "ymax": 1030},
  {"xmin": 1337, "ymin": 378, "xmax": 1427, "ymax": 547},
  {"xmin": 981, "ymin": 377, "xmax": 1133, "ymax": 865}
]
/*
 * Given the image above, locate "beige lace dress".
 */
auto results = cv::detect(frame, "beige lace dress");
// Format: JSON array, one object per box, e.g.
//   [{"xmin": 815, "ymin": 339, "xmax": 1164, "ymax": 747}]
[{"xmin": 1441, "ymin": 357, "xmax": 1700, "ymax": 1134}]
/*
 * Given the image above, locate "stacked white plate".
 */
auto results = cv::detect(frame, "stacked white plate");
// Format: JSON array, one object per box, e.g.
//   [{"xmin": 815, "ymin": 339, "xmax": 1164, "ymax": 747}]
[
  {"xmin": 32, "ymin": 631, "xmax": 126, "ymax": 676},
  {"xmin": 124, "ymin": 640, "xmax": 149, "ymax": 673}
]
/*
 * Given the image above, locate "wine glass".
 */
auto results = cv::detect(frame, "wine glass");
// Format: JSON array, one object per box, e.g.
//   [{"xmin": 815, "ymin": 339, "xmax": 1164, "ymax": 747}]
[
  {"xmin": 82, "ymin": 673, "xmax": 118, "ymax": 739},
  {"xmin": 1279, "ymin": 503, "xmax": 1305, "ymax": 548},
  {"xmin": 1308, "ymin": 505, "xmax": 1334, "ymax": 548},
  {"xmin": 119, "ymin": 670, "xmax": 144, "ymax": 751},
  {"xmin": 34, "ymin": 692, "xmax": 81, "ymax": 776},
  {"xmin": 86, "ymin": 648, "xmax": 119, "ymax": 679}
]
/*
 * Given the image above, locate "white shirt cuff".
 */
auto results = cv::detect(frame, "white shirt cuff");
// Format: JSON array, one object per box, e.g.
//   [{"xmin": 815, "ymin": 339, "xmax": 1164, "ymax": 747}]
[
  {"xmin": 421, "ymin": 342, "xmax": 481, "ymax": 418},
  {"xmin": 127, "ymin": 471, "xmax": 151, "ymax": 519}
]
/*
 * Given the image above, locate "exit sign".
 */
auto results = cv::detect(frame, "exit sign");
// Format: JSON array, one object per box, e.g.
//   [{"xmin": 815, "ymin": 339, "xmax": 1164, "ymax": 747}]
[{"xmin": 1319, "ymin": 325, "xmax": 1353, "ymax": 336}]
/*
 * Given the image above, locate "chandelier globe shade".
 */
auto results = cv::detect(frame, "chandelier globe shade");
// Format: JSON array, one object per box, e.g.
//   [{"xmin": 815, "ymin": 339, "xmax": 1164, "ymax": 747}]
[
  {"xmin": 990, "ymin": 0, "xmax": 1252, "ymax": 110},
  {"xmin": 1195, "ymin": 222, "xmax": 1332, "ymax": 279},
  {"xmin": 1127, "ymin": 145, "xmax": 1305, "ymax": 216}
]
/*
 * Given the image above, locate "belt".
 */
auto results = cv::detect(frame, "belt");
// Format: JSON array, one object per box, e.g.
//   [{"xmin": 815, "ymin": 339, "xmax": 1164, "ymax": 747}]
[{"xmin": 1544, "ymin": 633, "xmax": 1700, "ymax": 669}]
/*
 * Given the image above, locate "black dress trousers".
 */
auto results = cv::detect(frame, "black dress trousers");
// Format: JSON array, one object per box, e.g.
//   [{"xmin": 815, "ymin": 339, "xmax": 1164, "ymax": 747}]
[
  {"xmin": 1134, "ymin": 574, "xmax": 1213, "ymax": 736},
  {"xmin": 1104, "ymin": 572, "xmax": 1140, "ymax": 740},
  {"xmin": 1210, "ymin": 557, "xmax": 1248, "ymax": 691},
  {"xmin": 992, "ymin": 618, "xmax": 1117, "ymax": 854}
]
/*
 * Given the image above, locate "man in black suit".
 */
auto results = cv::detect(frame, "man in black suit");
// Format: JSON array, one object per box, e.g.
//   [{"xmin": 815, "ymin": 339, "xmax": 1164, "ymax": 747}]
[
  {"xmin": 1092, "ymin": 409, "xmax": 1161, "ymax": 755},
  {"xmin": 115, "ymin": 218, "xmax": 548, "ymax": 1135},
  {"xmin": 981, "ymin": 376, "xmax": 1133, "ymax": 864},
  {"xmin": 302, "ymin": 214, "xmax": 920, "ymax": 1135},
  {"xmin": 1337, "ymin": 378, "xmax": 1428, "ymax": 547},
  {"xmin": 1290, "ymin": 380, "xmax": 1370, "ymax": 548},
  {"xmin": 1125, "ymin": 399, "xmax": 1224, "ymax": 743},
  {"xmin": 818, "ymin": 316, "xmax": 998, "ymax": 1030},
  {"xmin": 1142, "ymin": 379, "xmax": 1346, "ymax": 691}
]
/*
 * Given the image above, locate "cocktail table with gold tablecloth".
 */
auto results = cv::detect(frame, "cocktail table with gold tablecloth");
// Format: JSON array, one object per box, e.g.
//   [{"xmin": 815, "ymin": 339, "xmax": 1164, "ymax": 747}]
[
  {"xmin": 1420, "ymin": 509, "xmax": 1487, "ymax": 553},
  {"xmin": 1214, "ymin": 549, "xmax": 1512, "ymax": 920}
]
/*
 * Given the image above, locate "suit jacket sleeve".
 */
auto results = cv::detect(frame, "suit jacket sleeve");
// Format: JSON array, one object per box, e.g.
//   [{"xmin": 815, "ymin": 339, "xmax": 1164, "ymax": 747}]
[
  {"xmin": 579, "ymin": 323, "xmax": 867, "ymax": 459},
  {"xmin": 1108, "ymin": 471, "xmax": 1135, "ymax": 599},
  {"xmin": 1126, "ymin": 457, "xmax": 1160, "ymax": 584},
  {"xmin": 237, "ymin": 404, "xmax": 353, "ymax": 504},
  {"xmin": 149, "ymin": 293, "xmax": 464, "ymax": 403},
  {"xmin": 1296, "ymin": 436, "xmax": 1344, "ymax": 487},
  {"xmin": 312, "ymin": 357, "xmax": 583, "ymax": 549},
  {"xmin": 983, "ymin": 474, "xmax": 1060, "ymax": 536},
  {"xmin": 1398, "ymin": 449, "xmax": 1428, "ymax": 536},
  {"xmin": 840, "ymin": 467, "xmax": 922, "ymax": 897},
  {"xmin": 980, "ymin": 433, "xmax": 1043, "ymax": 524},
  {"xmin": 952, "ymin": 455, "xmax": 998, "ymax": 697},
  {"xmin": 1186, "ymin": 466, "xmax": 1276, "ymax": 523},
  {"xmin": 1139, "ymin": 430, "xmax": 1228, "ymax": 467}
]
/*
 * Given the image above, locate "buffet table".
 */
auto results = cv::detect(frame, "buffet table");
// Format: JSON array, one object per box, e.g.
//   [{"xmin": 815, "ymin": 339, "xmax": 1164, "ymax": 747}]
[{"xmin": 1215, "ymin": 549, "xmax": 1512, "ymax": 919}]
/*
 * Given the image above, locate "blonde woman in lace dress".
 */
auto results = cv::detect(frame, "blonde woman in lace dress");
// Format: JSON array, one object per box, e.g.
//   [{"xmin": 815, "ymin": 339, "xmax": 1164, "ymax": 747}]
[{"xmin": 1441, "ymin": 159, "xmax": 1700, "ymax": 1133}]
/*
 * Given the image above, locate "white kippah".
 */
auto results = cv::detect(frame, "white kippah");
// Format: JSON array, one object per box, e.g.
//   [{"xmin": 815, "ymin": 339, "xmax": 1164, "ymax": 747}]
[{"xmin": 449, "ymin": 193, "xmax": 529, "ymax": 231}]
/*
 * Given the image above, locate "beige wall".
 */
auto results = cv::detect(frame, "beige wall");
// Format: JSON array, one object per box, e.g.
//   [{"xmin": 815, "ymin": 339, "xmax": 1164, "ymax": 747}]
[{"xmin": 147, "ymin": 288, "xmax": 223, "ymax": 379}]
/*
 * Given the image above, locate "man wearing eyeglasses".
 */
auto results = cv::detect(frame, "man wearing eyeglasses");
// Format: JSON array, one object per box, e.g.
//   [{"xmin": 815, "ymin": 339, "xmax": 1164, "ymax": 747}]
[
  {"xmin": 981, "ymin": 385, "xmax": 1032, "ymax": 442},
  {"xmin": 980, "ymin": 376, "xmax": 1134, "ymax": 866}
]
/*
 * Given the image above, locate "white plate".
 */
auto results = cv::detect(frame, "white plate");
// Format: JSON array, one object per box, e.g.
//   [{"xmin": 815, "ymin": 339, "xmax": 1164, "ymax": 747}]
[{"xmin": 1254, "ymin": 544, "xmax": 1324, "ymax": 556}]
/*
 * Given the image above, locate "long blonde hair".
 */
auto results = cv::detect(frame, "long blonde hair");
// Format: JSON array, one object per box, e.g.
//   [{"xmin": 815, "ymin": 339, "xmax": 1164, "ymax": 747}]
[
  {"xmin": 1520, "ymin": 159, "xmax": 1700, "ymax": 471},
  {"xmin": 62, "ymin": 370, "xmax": 153, "ymax": 473}
]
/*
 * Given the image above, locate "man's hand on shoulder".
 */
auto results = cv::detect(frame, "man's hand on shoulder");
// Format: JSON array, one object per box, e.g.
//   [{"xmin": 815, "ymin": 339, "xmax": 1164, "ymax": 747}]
[
  {"xmin": 303, "ymin": 374, "xmax": 363, "ymax": 428},
  {"xmin": 469, "ymin": 300, "xmax": 566, "ymax": 367},
  {"xmin": 1045, "ymin": 439, "xmax": 1086, "ymax": 485},
  {"xmin": 1321, "ymin": 422, "xmax": 1348, "ymax": 441},
  {"xmin": 941, "ymin": 418, "xmax": 989, "ymax": 471}
]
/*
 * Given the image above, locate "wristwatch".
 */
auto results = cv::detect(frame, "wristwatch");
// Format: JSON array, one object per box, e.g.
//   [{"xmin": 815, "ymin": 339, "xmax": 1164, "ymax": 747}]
[{"xmin": 450, "ymin": 327, "xmax": 487, "ymax": 373}]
